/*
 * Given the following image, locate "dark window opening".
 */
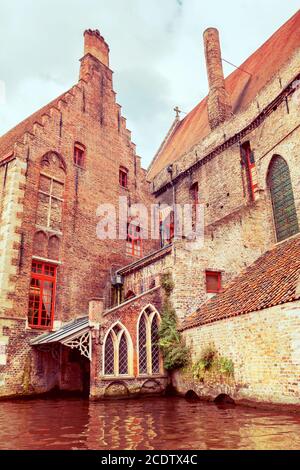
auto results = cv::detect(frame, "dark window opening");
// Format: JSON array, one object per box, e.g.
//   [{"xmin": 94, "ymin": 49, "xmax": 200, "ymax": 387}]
[
  {"xmin": 190, "ymin": 182, "xmax": 199, "ymax": 228},
  {"xmin": 119, "ymin": 167, "xmax": 128, "ymax": 188},
  {"xmin": 74, "ymin": 143, "xmax": 85, "ymax": 167},
  {"xmin": 240, "ymin": 141, "xmax": 257, "ymax": 201}
]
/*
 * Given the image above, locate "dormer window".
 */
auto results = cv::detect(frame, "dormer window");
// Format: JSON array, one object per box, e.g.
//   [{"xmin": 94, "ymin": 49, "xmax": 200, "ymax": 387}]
[
  {"xmin": 119, "ymin": 166, "xmax": 128, "ymax": 188},
  {"xmin": 74, "ymin": 143, "xmax": 85, "ymax": 167}
]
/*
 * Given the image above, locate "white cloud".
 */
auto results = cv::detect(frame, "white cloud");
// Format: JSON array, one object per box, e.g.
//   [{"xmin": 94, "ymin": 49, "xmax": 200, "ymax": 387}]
[{"xmin": 0, "ymin": 0, "xmax": 299, "ymax": 167}]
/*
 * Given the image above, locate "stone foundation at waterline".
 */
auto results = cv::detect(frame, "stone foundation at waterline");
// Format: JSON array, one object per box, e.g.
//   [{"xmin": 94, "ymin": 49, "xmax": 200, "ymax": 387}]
[{"xmin": 173, "ymin": 301, "xmax": 300, "ymax": 408}]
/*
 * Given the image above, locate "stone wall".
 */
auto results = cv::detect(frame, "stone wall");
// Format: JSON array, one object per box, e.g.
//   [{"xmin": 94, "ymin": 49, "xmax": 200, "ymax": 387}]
[{"xmin": 173, "ymin": 301, "xmax": 300, "ymax": 407}]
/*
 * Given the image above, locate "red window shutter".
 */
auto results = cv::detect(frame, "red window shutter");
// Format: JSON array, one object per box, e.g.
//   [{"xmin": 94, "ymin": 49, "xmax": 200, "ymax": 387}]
[{"xmin": 206, "ymin": 271, "xmax": 221, "ymax": 293}]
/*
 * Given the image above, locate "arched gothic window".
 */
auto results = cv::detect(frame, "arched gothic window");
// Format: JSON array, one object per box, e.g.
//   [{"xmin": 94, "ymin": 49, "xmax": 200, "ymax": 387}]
[
  {"xmin": 138, "ymin": 305, "xmax": 161, "ymax": 375},
  {"xmin": 267, "ymin": 155, "xmax": 299, "ymax": 242},
  {"xmin": 103, "ymin": 323, "xmax": 133, "ymax": 376}
]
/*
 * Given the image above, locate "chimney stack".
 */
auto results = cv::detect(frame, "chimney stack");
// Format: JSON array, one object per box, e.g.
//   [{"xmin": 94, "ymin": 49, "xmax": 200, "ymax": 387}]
[
  {"xmin": 83, "ymin": 29, "xmax": 109, "ymax": 67},
  {"xmin": 203, "ymin": 28, "xmax": 231, "ymax": 129}
]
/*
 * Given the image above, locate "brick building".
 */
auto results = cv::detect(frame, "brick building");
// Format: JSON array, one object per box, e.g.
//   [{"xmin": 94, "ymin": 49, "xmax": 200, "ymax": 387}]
[
  {"xmin": 0, "ymin": 29, "xmax": 159, "ymax": 396},
  {"xmin": 1, "ymin": 11, "xmax": 300, "ymax": 405}
]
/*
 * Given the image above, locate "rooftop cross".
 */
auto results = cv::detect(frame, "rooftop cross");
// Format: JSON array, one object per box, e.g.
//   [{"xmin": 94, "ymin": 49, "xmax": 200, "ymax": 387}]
[{"xmin": 174, "ymin": 106, "xmax": 182, "ymax": 120}]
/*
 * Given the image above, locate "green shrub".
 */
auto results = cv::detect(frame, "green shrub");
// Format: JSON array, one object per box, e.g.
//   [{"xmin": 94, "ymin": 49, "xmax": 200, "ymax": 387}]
[
  {"xmin": 158, "ymin": 301, "xmax": 190, "ymax": 371},
  {"xmin": 160, "ymin": 272, "xmax": 175, "ymax": 295},
  {"xmin": 190, "ymin": 343, "xmax": 234, "ymax": 380}
]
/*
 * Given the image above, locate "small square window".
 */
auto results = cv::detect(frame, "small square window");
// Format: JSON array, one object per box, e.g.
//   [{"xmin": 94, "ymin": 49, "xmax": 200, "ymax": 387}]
[
  {"xmin": 119, "ymin": 167, "xmax": 128, "ymax": 188},
  {"xmin": 74, "ymin": 143, "xmax": 85, "ymax": 167},
  {"xmin": 206, "ymin": 271, "xmax": 221, "ymax": 293}
]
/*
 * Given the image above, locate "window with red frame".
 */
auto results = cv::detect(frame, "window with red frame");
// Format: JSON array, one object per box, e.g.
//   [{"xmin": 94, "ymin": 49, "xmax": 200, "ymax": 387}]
[
  {"xmin": 126, "ymin": 222, "xmax": 142, "ymax": 257},
  {"xmin": 74, "ymin": 143, "xmax": 85, "ymax": 167},
  {"xmin": 206, "ymin": 271, "xmax": 221, "ymax": 294},
  {"xmin": 119, "ymin": 167, "xmax": 128, "ymax": 188},
  {"xmin": 28, "ymin": 261, "xmax": 57, "ymax": 329}
]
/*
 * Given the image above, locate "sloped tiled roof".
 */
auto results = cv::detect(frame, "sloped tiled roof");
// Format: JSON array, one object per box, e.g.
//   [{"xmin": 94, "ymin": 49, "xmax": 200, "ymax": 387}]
[
  {"xmin": 180, "ymin": 234, "xmax": 300, "ymax": 331},
  {"xmin": 148, "ymin": 10, "xmax": 300, "ymax": 180}
]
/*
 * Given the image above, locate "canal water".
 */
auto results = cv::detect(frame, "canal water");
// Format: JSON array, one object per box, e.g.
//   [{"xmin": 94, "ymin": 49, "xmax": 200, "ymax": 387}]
[{"xmin": 1, "ymin": 396, "xmax": 300, "ymax": 450}]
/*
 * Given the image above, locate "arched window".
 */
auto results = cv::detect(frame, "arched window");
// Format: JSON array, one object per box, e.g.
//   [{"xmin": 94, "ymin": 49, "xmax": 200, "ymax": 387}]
[
  {"xmin": 138, "ymin": 305, "xmax": 162, "ymax": 376},
  {"xmin": 267, "ymin": 155, "xmax": 299, "ymax": 242},
  {"xmin": 103, "ymin": 323, "xmax": 133, "ymax": 376}
]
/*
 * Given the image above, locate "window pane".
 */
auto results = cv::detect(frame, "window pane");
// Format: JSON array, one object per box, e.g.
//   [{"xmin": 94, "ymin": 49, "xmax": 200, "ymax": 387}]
[
  {"xmin": 105, "ymin": 334, "xmax": 115, "ymax": 375},
  {"xmin": 268, "ymin": 156, "xmax": 299, "ymax": 242},
  {"xmin": 119, "ymin": 333, "xmax": 128, "ymax": 375},
  {"xmin": 139, "ymin": 315, "xmax": 148, "ymax": 374},
  {"xmin": 151, "ymin": 316, "xmax": 160, "ymax": 374}
]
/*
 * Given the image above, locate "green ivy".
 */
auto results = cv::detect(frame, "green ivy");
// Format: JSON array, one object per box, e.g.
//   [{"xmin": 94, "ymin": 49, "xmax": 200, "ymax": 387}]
[
  {"xmin": 158, "ymin": 301, "xmax": 190, "ymax": 370},
  {"xmin": 160, "ymin": 272, "xmax": 175, "ymax": 295}
]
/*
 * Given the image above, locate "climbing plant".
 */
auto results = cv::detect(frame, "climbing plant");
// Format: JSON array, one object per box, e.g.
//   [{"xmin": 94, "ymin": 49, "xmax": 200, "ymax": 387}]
[
  {"xmin": 158, "ymin": 272, "xmax": 190, "ymax": 370},
  {"xmin": 191, "ymin": 343, "xmax": 234, "ymax": 381}
]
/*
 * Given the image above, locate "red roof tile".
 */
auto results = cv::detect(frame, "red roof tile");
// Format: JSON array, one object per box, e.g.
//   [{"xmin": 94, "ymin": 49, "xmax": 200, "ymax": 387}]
[
  {"xmin": 180, "ymin": 234, "xmax": 300, "ymax": 331},
  {"xmin": 148, "ymin": 10, "xmax": 300, "ymax": 180}
]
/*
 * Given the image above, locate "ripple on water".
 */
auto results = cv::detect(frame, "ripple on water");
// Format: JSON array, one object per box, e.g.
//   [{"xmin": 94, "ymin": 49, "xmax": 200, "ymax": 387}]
[{"xmin": 0, "ymin": 397, "xmax": 300, "ymax": 450}]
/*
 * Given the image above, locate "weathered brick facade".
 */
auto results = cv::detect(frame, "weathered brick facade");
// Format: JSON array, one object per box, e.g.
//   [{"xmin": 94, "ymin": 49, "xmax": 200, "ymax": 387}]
[
  {"xmin": 0, "ymin": 29, "xmax": 158, "ymax": 397},
  {"xmin": 1, "ymin": 12, "xmax": 300, "ymax": 407}
]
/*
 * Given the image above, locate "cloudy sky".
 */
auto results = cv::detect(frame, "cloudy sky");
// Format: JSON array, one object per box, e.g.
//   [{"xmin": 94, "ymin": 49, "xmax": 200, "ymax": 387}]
[{"xmin": 0, "ymin": 0, "xmax": 299, "ymax": 167}]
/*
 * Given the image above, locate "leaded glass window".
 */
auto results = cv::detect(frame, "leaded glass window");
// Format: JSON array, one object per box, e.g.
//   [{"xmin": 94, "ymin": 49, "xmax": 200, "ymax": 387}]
[
  {"xmin": 138, "ymin": 306, "xmax": 161, "ymax": 375},
  {"xmin": 103, "ymin": 324, "xmax": 131, "ymax": 376},
  {"xmin": 138, "ymin": 315, "xmax": 148, "ymax": 374},
  {"xmin": 104, "ymin": 333, "xmax": 114, "ymax": 375},
  {"xmin": 119, "ymin": 333, "xmax": 128, "ymax": 375},
  {"xmin": 268, "ymin": 156, "xmax": 299, "ymax": 242},
  {"xmin": 151, "ymin": 316, "xmax": 160, "ymax": 374}
]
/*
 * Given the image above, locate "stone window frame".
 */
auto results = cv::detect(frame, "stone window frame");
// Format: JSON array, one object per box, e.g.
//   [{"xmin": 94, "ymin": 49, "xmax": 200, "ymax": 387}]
[
  {"xmin": 38, "ymin": 172, "xmax": 64, "ymax": 231},
  {"xmin": 102, "ymin": 321, "xmax": 134, "ymax": 377},
  {"xmin": 137, "ymin": 304, "xmax": 163, "ymax": 377}
]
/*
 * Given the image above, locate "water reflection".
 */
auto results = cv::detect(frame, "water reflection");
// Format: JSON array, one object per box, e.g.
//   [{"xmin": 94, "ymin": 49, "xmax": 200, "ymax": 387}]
[{"xmin": 0, "ymin": 397, "xmax": 300, "ymax": 450}]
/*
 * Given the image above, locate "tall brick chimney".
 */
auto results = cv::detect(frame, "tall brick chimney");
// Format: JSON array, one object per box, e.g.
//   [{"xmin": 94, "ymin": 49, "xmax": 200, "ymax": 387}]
[
  {"xmin": 203, "ymin": 28, "xmax": 232, "ymax": 130},
  {"xmin": 83, "ymin": 29, "xmax": 109, "ymax": 66},
  {"xmin": 80, "ymin": 29, "xmax": 110, "ymax": 79}
]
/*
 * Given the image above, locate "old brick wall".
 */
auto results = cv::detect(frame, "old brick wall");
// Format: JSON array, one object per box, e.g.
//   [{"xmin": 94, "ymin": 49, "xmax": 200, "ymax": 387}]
[
  {"xmin": 174, "ymin": 301, "xmax": 300, "ymax": 406},
  {"xmin": 153, "ymin": 49, "xmax": 300, "ymax": 320},
  {"xmin": 0, "ymin": 36, "xmax": 158, "ymax": 396}
]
